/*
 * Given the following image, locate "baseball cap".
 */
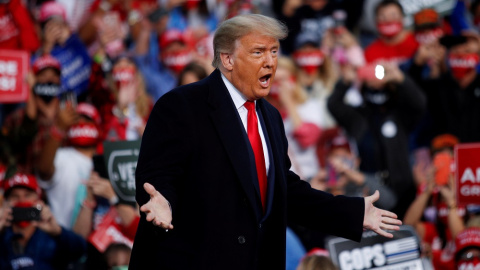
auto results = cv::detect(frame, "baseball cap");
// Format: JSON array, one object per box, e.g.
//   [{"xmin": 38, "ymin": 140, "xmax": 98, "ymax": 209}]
[
  {"xmin": 414, "ymin": 8, "xmax": 440, "ymax": 31},
  {"xmin": 3, "ymin": 173, "xmax": 41, "ymax": 197},
  {"xmin": 159, "ymin": 29, "xmax": 187, "ymax": 49},
  {"xmin": 39, "ymin": 1, "xmax": 67, "ymax": 23},
  {"xmin": 456, "ymin": 228, "xmax": 480, "ymax": 258},
  {"xmin": 32, "ymin": 55, "xmax": 61, "ymax": 75},
  {"xmin": 295, "ymin": 31, "xmax": 321, "ymax": 50},
  {"xmin": 431, "ymin": 133, "xmax": 459, "ymax": 152},
  {"xmin": 76, "ymin": 103, "xmax": 101, "ymax": 126}
]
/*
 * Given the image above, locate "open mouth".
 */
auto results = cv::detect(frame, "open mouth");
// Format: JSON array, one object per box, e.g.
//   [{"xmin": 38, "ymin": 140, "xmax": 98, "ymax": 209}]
[{"xmin": 259, "ymin": 74, "xmax": 271, "ymax": 88}]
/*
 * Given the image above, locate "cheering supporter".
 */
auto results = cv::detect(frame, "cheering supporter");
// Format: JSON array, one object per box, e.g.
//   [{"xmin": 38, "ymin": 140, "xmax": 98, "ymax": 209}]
[
  {"xmin": 34, "ymin": 1, "xmax": 91, "ymax": 98},
  {"xmin": 102, "ymin": 57, "xmax": 152, "ymax": 142},
  {"xmin": 364, "ymin": 0, "xmax": 418, "ymax": 68},
  {"xmin": 404, "ymin": 136, "xmax": 466, "ymax": 270},
  {"xmin": 72, "ymin": 170, "xmax": 139, "ymax": 269},
  {"xmin": 35, "ymin": 103, "xmax": 101, "ymax": 229},
  {"xmin": 1, "ymin": 55, "xmax": 62, "ymax": 174},
  {"xmin": 134, "ymin": 25, "xmax": 188, "ymax": 101},
  {"xmin": 292, "ymin": 32, "xmax": 338, "ymax": 138},
  {"xmin": 324, "ymin": 131, "xmax": 397, "ymax": 210},
  {"xmin": 409, "ymin": 33, "xmax": 480, "ymax": 143},
  {"xmin": 0, "ymin": 173, "xmax": 86, "ymax": 269},
  {"xmin": 266, "ymin": 57, "xmax": 322, "ymax": 180},
  {"xmin": 327, "ymin": 62, "xmax": 426, "ymax": 219},
  {"xmin": 0, "ymin": 0, "xmax": 39, "ymax": 52}
]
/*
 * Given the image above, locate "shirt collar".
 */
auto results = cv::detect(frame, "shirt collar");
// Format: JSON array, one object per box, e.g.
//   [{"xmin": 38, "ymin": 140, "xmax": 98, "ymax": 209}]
[{"xmin": 221, "ymin": 72, "xmax": 254, "ymax": 110}]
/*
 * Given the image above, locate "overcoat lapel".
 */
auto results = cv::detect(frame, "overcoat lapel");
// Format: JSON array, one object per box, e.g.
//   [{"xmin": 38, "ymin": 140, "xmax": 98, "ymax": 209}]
[{"xmin": 207, "ymin": 70, "xmax": 263, "ymax": 221}]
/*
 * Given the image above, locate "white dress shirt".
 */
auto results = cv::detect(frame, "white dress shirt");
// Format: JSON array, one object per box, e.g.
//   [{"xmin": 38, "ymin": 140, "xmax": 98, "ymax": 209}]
[{"xmin": 221, "ymin": 73, "xmax": 270, "ymax": 174}]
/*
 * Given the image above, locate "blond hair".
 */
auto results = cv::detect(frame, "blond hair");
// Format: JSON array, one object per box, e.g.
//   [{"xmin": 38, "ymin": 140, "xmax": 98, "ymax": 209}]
[{"xmin": 212, "ymin": 14, "xmax": 288, "ymax": 69}]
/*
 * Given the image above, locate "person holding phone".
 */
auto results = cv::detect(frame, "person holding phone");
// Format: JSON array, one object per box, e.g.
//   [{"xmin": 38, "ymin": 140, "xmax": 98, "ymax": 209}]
[
  {"xmin": 0, "ymin": 173, "xmax": 86, "ymax": 269},
  {"xmin": 328, "ymin": 61, "xmax": 426, "ymax": 220}
]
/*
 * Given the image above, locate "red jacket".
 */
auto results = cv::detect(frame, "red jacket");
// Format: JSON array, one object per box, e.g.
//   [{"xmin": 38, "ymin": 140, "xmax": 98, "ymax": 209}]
[{"xmin": 0, "ymin": 0, "xmax": 40, "ymax": 52}]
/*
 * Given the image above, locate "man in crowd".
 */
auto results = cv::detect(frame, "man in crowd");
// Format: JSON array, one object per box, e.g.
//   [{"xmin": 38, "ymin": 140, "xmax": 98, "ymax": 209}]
[
  {"xmin": 130, "ymin": 14, "xmax": 401, "ymax": 270},
  {"xmin": 0, "ymin": 173, "xmax": 86, "ymax": 269},
  {"xmin": 364, "ymin": 0, "xmax": 418, "ymax": 67}
]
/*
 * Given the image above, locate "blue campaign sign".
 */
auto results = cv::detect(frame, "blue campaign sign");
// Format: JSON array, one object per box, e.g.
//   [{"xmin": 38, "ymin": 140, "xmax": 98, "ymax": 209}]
[
  {"xmin": 326, "ymin": 226, "xmax": 425, "ymax": 270},
  {"xmin": 32, "ymin": 34, "xmax": 91, "ymax": 96}
]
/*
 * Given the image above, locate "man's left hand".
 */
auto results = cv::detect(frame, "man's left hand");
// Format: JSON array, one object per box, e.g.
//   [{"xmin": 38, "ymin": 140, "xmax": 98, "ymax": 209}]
[{"xmin": 363, "ymin": 190, "xmax": 402, "ymax": 238}]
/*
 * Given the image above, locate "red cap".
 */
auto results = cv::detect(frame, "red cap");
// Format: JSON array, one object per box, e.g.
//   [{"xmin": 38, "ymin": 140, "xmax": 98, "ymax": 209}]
[
  {"xmin": 32, "ymin": 55, "xmax": 61, "ymax": 75},
  {"xmin": 159, "ymin": 29, "xmax": 187, "ymax": 49},
  {"xmin": 432, "ymin": 133, "xmax": 459, "ymax": 152},
  {"xmin": 39, "ymin": 1, "xmax": 67, "ymax": 23},
  {"xmin": 456, "ymin": 228, "xmax": 480, "ymax": 255},
  {"xmin": 3, "ymin": 173, "xmax": 41, "ymax": 196},
  {"xmin": 76, "ymin": 103, "xmax": 101, "ymax": 126}
]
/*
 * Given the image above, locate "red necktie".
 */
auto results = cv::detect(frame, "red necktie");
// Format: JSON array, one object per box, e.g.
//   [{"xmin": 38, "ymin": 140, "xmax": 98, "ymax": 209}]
[{"xmin": 244, "ymin": 101, "xmax": 267, "ymax": 211}]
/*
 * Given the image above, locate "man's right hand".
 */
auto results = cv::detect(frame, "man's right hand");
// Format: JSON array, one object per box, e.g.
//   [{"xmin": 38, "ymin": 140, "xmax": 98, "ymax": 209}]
[{"xmin": 140, "ymin": 183, "xmax": 173, "ymax": 231}]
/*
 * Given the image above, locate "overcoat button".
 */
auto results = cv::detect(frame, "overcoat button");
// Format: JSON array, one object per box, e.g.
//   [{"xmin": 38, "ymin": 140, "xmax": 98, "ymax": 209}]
[{"xmin": 238, "ymin": 236, "xmax": 246, "ymax": 244}]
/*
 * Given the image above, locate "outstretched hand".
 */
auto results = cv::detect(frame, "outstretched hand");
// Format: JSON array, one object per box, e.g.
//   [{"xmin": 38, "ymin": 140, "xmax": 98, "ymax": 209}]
[
  {"xmin": 363, "ymin": 190, "xmax": 402, "ymax": 238},
  {"xmin": 140, "ymin": 183, "xmax": 174, "ymax": 231}
]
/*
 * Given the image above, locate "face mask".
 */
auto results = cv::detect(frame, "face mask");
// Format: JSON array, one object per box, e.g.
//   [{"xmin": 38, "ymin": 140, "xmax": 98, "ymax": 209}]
[
  {"xmin": 113, "ymin": 67, "xmax": 136, "ymax": 88},
  {"xmin": 112, "ymin": 266, "xmax": 129, "ymax": 270},
  {"xmin": 449, "ymin": 53, "xmax": 480, "ymax": 81},
  {"xmin": 34, "ymin": 83, "xmax": 61, "ymax": 103},
  {"xmin": 67, "ymin": 122, "xmax": 99, "ymax": 147},
  {"xmin": 293, "ymin": 50, "xmax": 324, "ymax": 74},
  {"xmin": 184, "ymin": 0, "xmax": 200, "ymax": 10},
  {"xmin": 457, "ymin": 258, "xmax": 480, "ymax": 270},
  {"xmin": 363, "ymin": 88, "xmax": 390, "ymax": 105},
  {"xmin": 377, "ymin": 21, "xmax": 403, "ymax": 38},
  {"xmin": 13, "ymin": 201, "xmax": 35, "ymax": 229},
  {"xmin": 415, "ymin": 28, "xmax": 443, "ymax": 44},
  {"xmin": 161, "ymin": 49, "xmax": 192, "ymax": 74}
]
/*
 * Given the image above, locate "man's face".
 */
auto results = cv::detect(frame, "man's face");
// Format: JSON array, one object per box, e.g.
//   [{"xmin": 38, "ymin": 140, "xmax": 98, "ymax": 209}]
[
  {"xmin": 229, "ymin": 32, "xmax": 279, "ymax": 100},
  {"xmin": 376, "ymin": 4, "xmax": 403, "ymax": 23},
  {"xmin": 7, "ymin": 187, "xmax": 39, "ymax": 206}
]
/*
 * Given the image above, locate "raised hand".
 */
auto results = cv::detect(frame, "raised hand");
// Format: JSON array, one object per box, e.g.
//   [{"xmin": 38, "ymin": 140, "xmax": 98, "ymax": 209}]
[
  {"xmin": 34, "ymin": 202, "xmax": 62, "ymax": 236},
  {"xmin": 140, "ymin": 183, "xmax": 173, "ymax": 231},
  {"xmin": 363, "ymin": 190, "xmax": 402, "ymax": 238}
]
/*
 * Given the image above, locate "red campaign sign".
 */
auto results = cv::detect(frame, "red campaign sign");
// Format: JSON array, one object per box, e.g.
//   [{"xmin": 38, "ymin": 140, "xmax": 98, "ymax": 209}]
[
  {"xmin": 88, "ymin": 207, "xmax": 133, "ymax": 253},
  {"xmin": 455, "ymin": 143, "xmax": 480, "ymax": 205},
  {"xmin": 0, "ymin": 49, "xmax": 29, "ymax": 103}
]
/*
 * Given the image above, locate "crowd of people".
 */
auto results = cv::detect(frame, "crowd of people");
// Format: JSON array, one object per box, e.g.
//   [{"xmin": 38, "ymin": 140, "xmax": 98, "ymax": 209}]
[{"xmin": 0, "ymin": 0, "xmax": 479, "ymax": 269}]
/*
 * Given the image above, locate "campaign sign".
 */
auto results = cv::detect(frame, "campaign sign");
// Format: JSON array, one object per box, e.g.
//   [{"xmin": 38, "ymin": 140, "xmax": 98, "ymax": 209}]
[
  {"xmin": 327, "ymin": 226, "xmax": 424, "ymax": 270},
  {"xmin": 103, "ymin": 140, "xmax": 141, "ymax": 203},
  {"xmin": 0, "ymin": 50, "xmax": 29, "ymax": 103},
  {"xmin": 455, "ymin": 143, "xmax": 480, "ymax": 205},
  {"xmin": 88, "ymin": 208, "xmax": 133, "ymax": 252}
]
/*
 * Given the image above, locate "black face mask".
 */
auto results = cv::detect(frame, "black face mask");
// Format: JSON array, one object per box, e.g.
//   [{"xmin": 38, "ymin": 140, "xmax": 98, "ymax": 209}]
[{"xmin": 34, "ymin": 83, "xmax": 61, "ymax": 104}]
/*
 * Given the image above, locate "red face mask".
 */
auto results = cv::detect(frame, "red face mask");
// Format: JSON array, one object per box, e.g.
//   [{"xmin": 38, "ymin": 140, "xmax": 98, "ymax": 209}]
[
  {"xmin": 449, "ymin": 53, "xmax": 480, "ymax": 81},
  {"xmin": 184, "ymin": 0, "xmax": 200, "ymax": 10},
  {"xmin": 415, "ymin": 28, "xmax": 443, "ymax": 44},
  {"xmin": 67, "ymin": 122, "xmax": 99, "ymax": 147},
  {"xmin": 161, "ymin": 49, "xmax": 192, "ymax": 74},
  {"xmin": 293, "ymin": 50, "xmax": 324, "ymax": 74},
  {"xmin": 13, "ymin": 201, "xmax": 35, "ymax": 228},
  {"xmin": 377, "ymin": 21, "xmax": 403, "ymax": 38},
  {"xmin": 113, "ymin": 67, "xmax": 136, "ymax": 88},
  {"xmin": 457, "ymin": 258, "xmax": 480, "ymax": 270}
]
